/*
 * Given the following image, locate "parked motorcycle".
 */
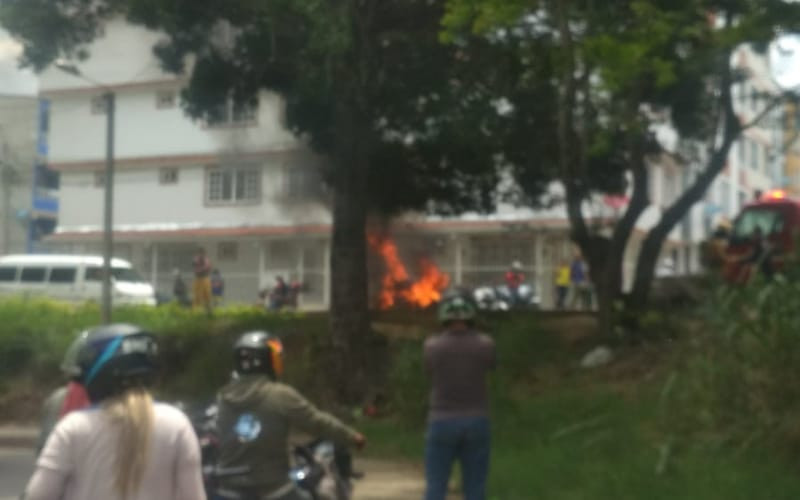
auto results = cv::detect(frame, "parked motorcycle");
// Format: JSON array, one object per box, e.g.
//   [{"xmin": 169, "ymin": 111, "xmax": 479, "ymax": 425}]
[
  {"xmin": 472, "ymin": 282, "xmax": 540, "ymax": 311},
  {"xmin": 180, "ymin": 401, "xmax": 361, "ymax": 500},
  {"xmin": 259, "ymin": 280, "xmax": 307, "ymax": 311}
]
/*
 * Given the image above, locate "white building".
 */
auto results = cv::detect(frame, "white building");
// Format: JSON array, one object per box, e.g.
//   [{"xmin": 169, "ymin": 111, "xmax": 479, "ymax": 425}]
[
  {"xmin": 0, "ymin": 94, "xmax": 37, "ymax": 254},
  {"xmin": 705, "ymin": 45, "xmax": 783, "ymax": 226},
  {"xmin": 41, "ymin": 19, "xmax": 717, "ymax": 309}
]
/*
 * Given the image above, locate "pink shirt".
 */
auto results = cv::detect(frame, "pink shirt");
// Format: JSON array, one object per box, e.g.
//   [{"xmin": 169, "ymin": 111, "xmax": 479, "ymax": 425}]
[{"xmin": 26, "ymin": 402, "xmax": 205, "ymax": 500}]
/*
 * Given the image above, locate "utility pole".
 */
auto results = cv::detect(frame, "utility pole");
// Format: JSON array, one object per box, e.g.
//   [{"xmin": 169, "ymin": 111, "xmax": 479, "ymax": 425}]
[
  {"xmin": 55, "ymin": 61, "xmax": 116, "ymax": 324},
  {"xmin": 102, "ymin": 92, "xmax": 115, "ymax": 324}
]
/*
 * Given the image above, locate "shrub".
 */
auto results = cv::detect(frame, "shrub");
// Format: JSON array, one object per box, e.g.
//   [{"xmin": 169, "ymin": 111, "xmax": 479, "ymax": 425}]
[
  {"xmin": 667, "ymin": 275, "xmax": 800, "ymax": 453},
  {"xmin": 0, "ymin": 298, "xmax": 325, "ymax": 414}
]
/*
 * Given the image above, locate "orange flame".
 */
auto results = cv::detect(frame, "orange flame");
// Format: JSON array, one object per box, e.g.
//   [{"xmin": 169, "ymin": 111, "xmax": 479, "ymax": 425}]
[{"xmin": 369, "ymin": 235, "xmax": 450, "ymax": 309}]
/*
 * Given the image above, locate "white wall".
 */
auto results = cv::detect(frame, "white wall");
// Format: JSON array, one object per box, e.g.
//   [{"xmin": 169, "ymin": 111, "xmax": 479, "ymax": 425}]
[
  {"xmin": 47, "ymin": 88, "xmax": 299, "ymax": 164},
  {"xmin": 40, "ymin": 17, "xmax": 299, "ymax": 165},
  {"xmin": 38, "ymin": 19, "xmax": 176, "ymax": 91},
  {"xmin": 57, "ymin": 159, "xmax": 330, "ymax": 230}
]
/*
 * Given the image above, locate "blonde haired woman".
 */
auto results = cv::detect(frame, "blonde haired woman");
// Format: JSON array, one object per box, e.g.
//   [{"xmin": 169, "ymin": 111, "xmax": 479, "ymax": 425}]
[{"xmin": 25, "ymin": 324, "xmax": 205, "ymax": 500}]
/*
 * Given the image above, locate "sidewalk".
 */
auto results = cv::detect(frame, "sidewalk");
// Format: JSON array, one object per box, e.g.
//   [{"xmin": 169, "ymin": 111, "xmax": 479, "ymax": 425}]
[{"xmin": 0, "ymin": 426, "xmax": 37, "ymax": 449}]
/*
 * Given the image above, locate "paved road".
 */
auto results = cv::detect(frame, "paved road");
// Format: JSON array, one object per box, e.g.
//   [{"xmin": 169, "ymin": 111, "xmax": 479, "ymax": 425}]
[{"xmin": 0, "ymin": 447, "xmax": 34, "ymax": 500}]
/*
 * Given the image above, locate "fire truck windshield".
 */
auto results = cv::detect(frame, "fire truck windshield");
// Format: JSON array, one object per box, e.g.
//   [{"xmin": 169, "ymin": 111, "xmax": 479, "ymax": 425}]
[{"xmin": 731, "ymin": 208, "xmax": 784, "ymax": 242}]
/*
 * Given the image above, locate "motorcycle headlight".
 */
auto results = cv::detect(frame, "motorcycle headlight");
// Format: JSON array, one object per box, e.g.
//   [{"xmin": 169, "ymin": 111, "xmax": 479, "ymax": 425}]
[{"xmin": 290, "ymin": 469, "xmax": 308, "ymax": 481}]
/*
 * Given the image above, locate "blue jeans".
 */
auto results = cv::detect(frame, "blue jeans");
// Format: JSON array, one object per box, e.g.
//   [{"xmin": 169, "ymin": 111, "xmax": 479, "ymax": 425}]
[{"xmin": 424, "ymin": 416, "xmax": 490, "ymax": 500}]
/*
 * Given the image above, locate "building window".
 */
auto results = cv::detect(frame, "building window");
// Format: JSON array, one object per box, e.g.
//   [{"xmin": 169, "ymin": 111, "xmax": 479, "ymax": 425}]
[
  {"xmin": 749, "ymin": 142, "xmax": 758, "ymax": 171},
  {"xmin": 218, "ymin": 242, "xmax": 238, "ymax": 262},
  {"xmin": 159, "ymin": 167, "xmax": 179, "ymax": 185},
  {"xmin": 91, "ymin": 96, "xmax": 107, "ymax": 115},
  {"xmin": 737, "ymin": 140, "xmax": 745, "ymax": 163},
  {"xmin": 94, "ymin": 171, "xmax": 105, "ymax": 187},
  {"xmin": 207, "ymin": 98, "xmax": 258, "ymax": 127},
  {"xmin": 206, "ymin": 166, "xmax": 261, "ymax": 204},
  {"xmin": 720, "ymin": 181, "xmax": 731, "ymax": 215},
  {"xmin": 286, "ymin": 166, "xmax": 322, "ymax": 198},
  {"xmin": 156, "ymin": 90, "xmax": 177, "ymax": 109}
]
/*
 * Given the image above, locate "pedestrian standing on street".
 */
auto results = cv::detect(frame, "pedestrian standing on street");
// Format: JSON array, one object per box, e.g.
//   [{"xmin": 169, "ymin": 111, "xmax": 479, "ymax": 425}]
[
  {"xmin": 569, "ymin": 254, "xmax": 590, "ymax": 310},
  {"xmin": 424, "ymin": 292, "xmax": 496, "ymax": 500},
  {"xmin": 25, "ymin": 324, "xmax": 204, "ymax": 500},
  {"xmin": 555, "ymin": 261, "xmax": 571, "ymax": 310},
  {"xmin": 192, "ymin": 247, "xmax": 213, "ymax": 313},
  {"xmin": 211, "ymin": 268, "xmax": 225, "ymax": 307}
]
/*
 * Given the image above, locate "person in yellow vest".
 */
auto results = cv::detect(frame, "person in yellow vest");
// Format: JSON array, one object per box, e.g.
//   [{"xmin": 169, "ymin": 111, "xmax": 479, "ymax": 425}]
[
  {"xmin": 192, "ymin": 247, "xmax": 213, "ymax": 314},
  {"xmin": 555, "ymin": 261, "xmax": 571, "ymax": 310}
]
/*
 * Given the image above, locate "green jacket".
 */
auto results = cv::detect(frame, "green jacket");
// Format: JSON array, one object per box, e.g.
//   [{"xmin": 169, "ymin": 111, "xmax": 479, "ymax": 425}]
[{"xmin": 216, "ymin": 375, "xmax": 358, "ymax": 493}]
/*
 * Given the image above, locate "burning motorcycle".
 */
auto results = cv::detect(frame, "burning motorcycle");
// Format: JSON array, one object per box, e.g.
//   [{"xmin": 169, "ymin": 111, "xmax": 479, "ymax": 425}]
[{"xmin": 181, "ymin": 401, "xmax": 361, "ymax": 500}]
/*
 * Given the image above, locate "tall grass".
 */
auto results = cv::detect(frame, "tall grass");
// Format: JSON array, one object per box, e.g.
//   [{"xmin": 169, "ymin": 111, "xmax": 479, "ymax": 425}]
[{"xmin": 666, "ymin": 274, "xmax": 800, "ymax": 454}]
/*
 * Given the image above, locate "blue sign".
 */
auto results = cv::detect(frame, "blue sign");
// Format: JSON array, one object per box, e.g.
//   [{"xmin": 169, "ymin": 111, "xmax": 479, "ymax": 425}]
[{"xmin": 33, "ymin": 196, "xmax": 58, "ymax": 214}]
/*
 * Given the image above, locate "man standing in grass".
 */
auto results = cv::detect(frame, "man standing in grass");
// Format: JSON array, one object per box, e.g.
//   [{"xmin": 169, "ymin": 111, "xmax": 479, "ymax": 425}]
[
  {"xmin": 192, "ymin": 247, "xmax": 213, "ymax": 313},
  {"xmin": 424, "ymin": 292, "xmax": 496, "ymax": 500}
]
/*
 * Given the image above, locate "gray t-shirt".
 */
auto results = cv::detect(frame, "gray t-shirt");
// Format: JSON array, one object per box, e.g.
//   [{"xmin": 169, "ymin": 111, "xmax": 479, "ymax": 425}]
[{"xmin": 424, "ymin": 330, "xmax": 496, "ymax": 421}]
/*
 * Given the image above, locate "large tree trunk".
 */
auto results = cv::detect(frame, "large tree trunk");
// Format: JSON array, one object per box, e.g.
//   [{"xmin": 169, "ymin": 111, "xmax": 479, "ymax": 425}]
[
  {"xmin": 328, "ymin": 104, "xmax": 372, "ymax": 404},
  {"xmin": 329, "ymin": 162, "xmax": 370, "ymax": 404}
]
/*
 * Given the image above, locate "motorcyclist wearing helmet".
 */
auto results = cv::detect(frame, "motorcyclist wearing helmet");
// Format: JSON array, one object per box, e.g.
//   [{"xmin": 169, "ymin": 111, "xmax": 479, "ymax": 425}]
[
  {"xmin": 25, "ymin": 324, "xmax": 204, "ymax": 500},
  {"xmin": 36, "ymin": 331, "xmax": 92, "ymax": 455},
  {"xmin": 216, "ymin": 331, "xmax": 366, "ymax": 500},
  {"xmin": 424, "ymin": 292, "xmax": 496, "ymax": 500}
]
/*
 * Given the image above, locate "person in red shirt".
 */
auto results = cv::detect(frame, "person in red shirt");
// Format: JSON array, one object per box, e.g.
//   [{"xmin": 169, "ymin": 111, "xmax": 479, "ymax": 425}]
[{"xmin": 504, "ymin": 261, "xmax": 525, "ymax": 304}]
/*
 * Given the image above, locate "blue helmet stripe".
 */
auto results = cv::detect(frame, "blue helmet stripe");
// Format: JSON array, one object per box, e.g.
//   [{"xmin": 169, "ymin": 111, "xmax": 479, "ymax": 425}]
[{"xmin": 85, "ymin": 336, "xmax": 125, "ymax": 386}]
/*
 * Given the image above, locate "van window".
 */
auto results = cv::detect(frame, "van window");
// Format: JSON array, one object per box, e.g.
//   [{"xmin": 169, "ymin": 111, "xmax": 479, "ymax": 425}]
[
  {"xmin": 49, "ymin": 268, "xmax": 77, "ymax": 284},
  {"xmin": 20, "ymin": 267, "xmax": 47, "ymax": 283},
  {"xmin": 0, "ymin": 267, "xmax": 17, "ymax": 282}
]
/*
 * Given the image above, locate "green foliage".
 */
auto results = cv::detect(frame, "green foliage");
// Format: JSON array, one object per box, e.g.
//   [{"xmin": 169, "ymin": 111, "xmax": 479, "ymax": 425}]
[
  {"xmin": 0, "ymin": 299, "xmax": 322, "ymax": 400},
  {"xmin": 0, "ymin": 0, "xmax": 506, "ymax": 216},
  {"xmin": 667, "ymin": 275, "xmax": 800, "ymax": 454}
]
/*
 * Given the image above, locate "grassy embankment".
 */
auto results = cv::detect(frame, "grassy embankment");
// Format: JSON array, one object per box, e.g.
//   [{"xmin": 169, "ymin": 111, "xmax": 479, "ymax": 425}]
[{"xmin": 2, "ymin": 296, "xmax": 800, "ymax": 499}]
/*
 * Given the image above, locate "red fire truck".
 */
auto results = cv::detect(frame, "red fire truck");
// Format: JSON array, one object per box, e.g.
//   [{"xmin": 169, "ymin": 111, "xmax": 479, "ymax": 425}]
[{"xmin": 723, "ymin": 190, "xmax": 800, "ymax": 283}]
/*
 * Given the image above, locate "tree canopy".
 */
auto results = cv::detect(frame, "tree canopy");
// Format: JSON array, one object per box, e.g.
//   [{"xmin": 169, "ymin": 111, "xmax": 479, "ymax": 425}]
[
  {"xmin": 441, "ymin": 0, "xmax": 800, "ymax": 325},
  {"xmin": 1, "ymin": 0, "xmax": 513, "ymax": 400}
]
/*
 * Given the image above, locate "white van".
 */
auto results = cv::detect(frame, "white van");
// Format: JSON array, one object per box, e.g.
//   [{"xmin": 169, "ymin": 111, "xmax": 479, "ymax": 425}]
[{"xmin": 0, "ymin": 255, "xmax": 157, "ymax": 306}]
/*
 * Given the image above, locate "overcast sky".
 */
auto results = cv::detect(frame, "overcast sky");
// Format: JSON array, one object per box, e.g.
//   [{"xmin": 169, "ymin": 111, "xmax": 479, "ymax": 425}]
[{"xmin": 0, "ymin": 28, "xmax": 37, "ymax": 96}]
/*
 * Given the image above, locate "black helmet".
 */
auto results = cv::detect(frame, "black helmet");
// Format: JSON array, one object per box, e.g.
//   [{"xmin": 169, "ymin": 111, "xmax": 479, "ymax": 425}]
[
  {"xmin": 64, "ymin": 324, "xmax": 159, "ymax": 402},
  {"xmin": 233, "ymin": 331, "xmax": 284, "ymax": 379}
]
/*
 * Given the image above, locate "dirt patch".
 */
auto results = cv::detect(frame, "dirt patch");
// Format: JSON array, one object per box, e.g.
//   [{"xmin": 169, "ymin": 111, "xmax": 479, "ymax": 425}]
[
  {"xmin": 538, "ymin": 312, "xmax": 599, "ymax": 345},
  {"xmin": 354, "ymin": 458, "xmax": 459, "ymax": 500}
]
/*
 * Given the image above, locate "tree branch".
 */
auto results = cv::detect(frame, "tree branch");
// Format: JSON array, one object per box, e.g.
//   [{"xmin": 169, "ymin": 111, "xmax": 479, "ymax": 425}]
[
  {"xmin": 629, "ymin": 46, "xmax": 739, "ymax": 304},
  {"xmin": 552, "ymin": 0, "xmax": 590, "ymax": 248},
  {"xmin": 740, "ymin": 96, "xmax": 783, "ymax": 131}
]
